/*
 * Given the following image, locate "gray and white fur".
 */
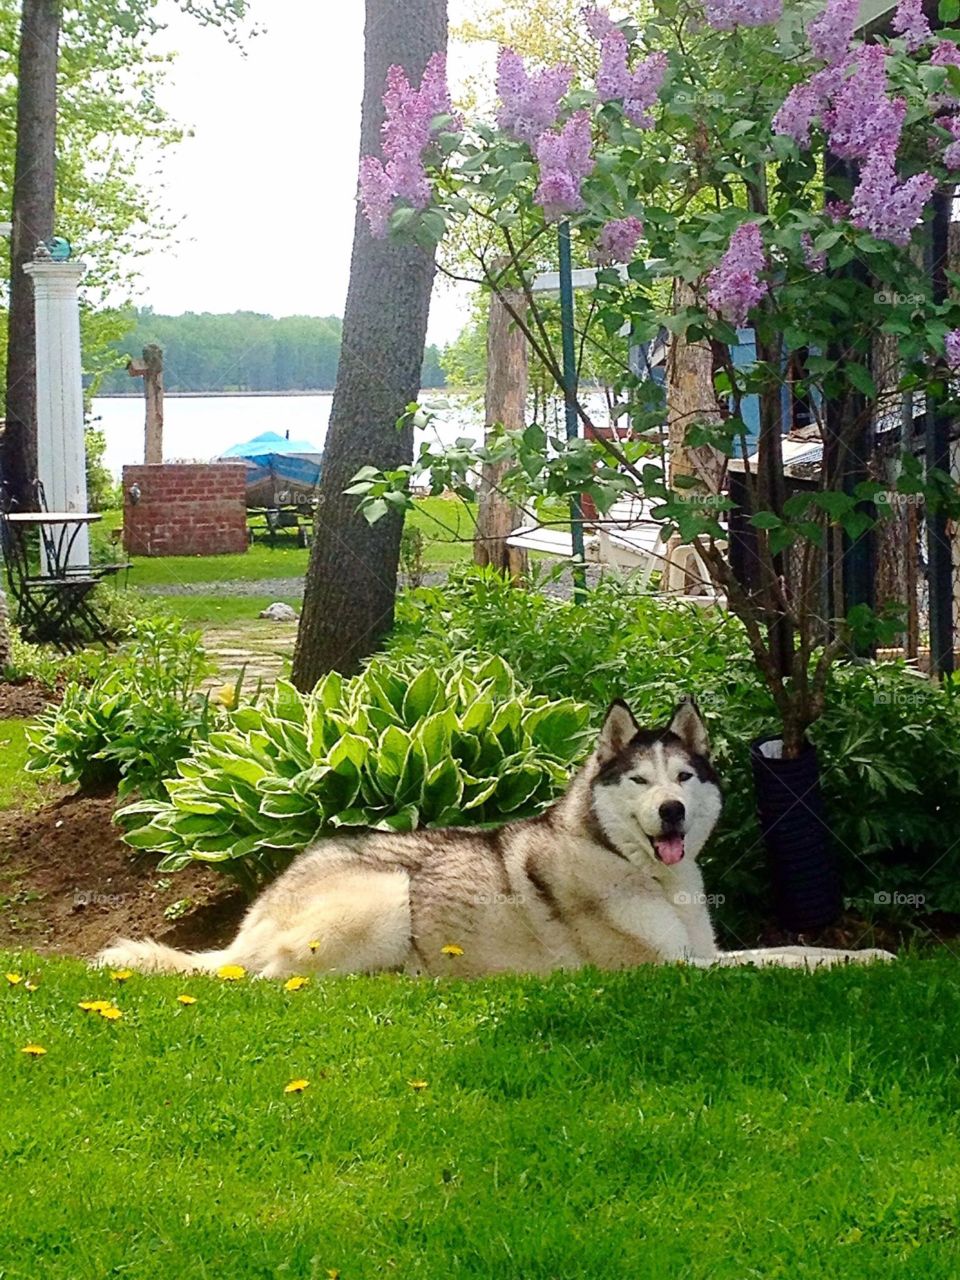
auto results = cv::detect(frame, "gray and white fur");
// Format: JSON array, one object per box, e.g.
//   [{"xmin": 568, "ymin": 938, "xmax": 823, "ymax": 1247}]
[{"xmin": 98, "ymin": 698, "xmax": 893, "ymax": 977}]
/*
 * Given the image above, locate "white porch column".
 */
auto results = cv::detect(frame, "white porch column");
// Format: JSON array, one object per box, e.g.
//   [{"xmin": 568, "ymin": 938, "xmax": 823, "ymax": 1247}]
[{"xmin": 23, "ymin": 246, "xmax": 89, "ymax": 568}]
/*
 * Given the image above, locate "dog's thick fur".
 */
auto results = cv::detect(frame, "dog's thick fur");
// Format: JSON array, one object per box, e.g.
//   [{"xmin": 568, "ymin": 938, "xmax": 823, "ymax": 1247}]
[{"xmin": 98, "ymin": 699, "xmax": 893, "ymax": 977}]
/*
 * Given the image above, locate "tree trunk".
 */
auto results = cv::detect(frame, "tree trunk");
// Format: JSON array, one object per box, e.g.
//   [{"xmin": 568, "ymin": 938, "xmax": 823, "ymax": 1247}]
[
  {"xmin": 474, "ymin": 281, "xmax": 528, "ymax": 576},
  {"xmin": 2, "ymin": 0, "xmax": 60, "ymax": 510},
  {"xmin": 291, "ymin": 0, "xmax": 447, "ymax": 689}
]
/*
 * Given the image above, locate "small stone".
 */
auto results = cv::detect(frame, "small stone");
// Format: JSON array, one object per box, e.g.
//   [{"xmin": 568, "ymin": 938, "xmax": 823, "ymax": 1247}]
[{"xmin": 258, "ymin": 602, "xmax": 298, "ymax": 621}]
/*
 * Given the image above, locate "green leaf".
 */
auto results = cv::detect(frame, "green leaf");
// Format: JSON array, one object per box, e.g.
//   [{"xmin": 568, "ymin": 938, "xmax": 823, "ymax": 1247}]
[
  {"xmin": 327, "ymin": 733, "xmax": 370, "ymax": 774},
  {"xmin": 402, "ymin": 666, "xmax": 442, "ymax": 725},
  {"xmin": 377, "ymin": 725, "xmax": 411, "ymax": 780},
  {"xmin": 363, "ymin": 498, "xmax": 389, "ymax": 525},
  {"xmin": 845, "ymin": 363, "xmax": 876, "ymax": 399},
  {"xmin": 749, "ymin": 511, "xmax": 783, "ymax": 530}
]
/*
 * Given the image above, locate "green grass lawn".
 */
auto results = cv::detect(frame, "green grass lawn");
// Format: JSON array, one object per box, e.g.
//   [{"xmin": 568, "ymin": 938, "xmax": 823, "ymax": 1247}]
[
  {"xmin": 156, "ymin": 594, "xmax": 303, "ymax": 628},
  {"xmin": 91, "ymin": 497, "xmax": 475, "ymax": 590},
  {"xmin": 1, "ymin": 952, "xmax": 958, "ymax": 1277},
  {"xmin": 0, "ymin": 720, "xmax": 49, "ymax": 812}
]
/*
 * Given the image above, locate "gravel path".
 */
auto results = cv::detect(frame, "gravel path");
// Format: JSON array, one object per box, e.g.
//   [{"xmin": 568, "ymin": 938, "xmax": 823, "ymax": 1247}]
[
  {"xmin": 141, "ymin": 567, "xmax": 601, "ymax": 600},
  {"xmin": 143, "ymin": 577, "xmax": 307, "ymax": 598}
]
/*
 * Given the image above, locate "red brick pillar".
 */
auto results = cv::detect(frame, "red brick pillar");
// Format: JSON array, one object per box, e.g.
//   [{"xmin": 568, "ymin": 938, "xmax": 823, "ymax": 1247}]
[{"xmin": 122, "ymin": 463, "xmax": 248, "ymax": 557}]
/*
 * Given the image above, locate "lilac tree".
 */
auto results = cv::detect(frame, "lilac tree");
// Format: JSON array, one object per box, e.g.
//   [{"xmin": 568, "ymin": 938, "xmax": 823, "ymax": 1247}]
[{"xmin": 350, "ymin": 0, "xmax": 960, "ymax": 755}]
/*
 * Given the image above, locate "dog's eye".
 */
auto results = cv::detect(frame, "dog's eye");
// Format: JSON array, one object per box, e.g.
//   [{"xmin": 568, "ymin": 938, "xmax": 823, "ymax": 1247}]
[
  {"xmin": 677, "ymin": 771, "xmax": 693, "ymax": 783},
  {"xmin": 630, "ymin": 775, "xmax": 650, "ymax": 786}
]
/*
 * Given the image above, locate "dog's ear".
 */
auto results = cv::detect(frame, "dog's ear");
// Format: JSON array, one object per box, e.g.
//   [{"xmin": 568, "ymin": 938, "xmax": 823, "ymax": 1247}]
[
  {"xmin": 668, "ymin": 697, "xmax": 710, "ymax": 759},
  {"xmin": 596, "ymin": 699, "xmax": 639, "ymax": 765}
]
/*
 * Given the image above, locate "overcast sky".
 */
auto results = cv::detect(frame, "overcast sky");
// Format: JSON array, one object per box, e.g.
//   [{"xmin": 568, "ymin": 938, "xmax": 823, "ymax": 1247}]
[{"xmin": 132, "ymin": 1, "xmax": 484, "ymax": 345}]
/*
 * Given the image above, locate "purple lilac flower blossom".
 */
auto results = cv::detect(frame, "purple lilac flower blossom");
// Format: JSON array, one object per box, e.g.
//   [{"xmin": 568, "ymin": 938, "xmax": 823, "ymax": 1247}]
[
  {"xmin": 807, "ymin": 0, "xmax": 859, "ymax": 65},
  {"xmin": 359, "ymin": 52, "xmax": 455, "ymax": 237},
  {"xmin": 496, "ymin": 48, "xmax": 573, "ymax": 145},
  {"xmin": 594, "ymin": 216, "xmax": 645, "ymax": 263},
  {"xmin": 945, "ymin": 329, "xmax": 960, "ymax": 370},
  {"xmin": 706, "ymin": 222, "xmax": 769, "ymax": 326},
  {"xmin": 825, "ymin": 199, "xmax": 850, "ymax": 221},
  {"xmin": 892, "ymin": 0, "xmax": 931, "ymax": 51},
  {"xmin": 939, "ymin": 113, "xmax": 960, "ymax": 167},
  {"xmin": 822, "ymin": 45, "xmax": 905, "ymax": 160},
  {"xmin": 850, "ymin": 147, "xmax": 936, "ymax": 246},
  {"xmin": 597, "ymin": 31, "xmax": 668, "ymax": 127},
  {"xmin": 801, "ymin": 232, "xmax": 827, "ymax": 271},
  {"xmin": 359, "ymin": 157, "xmax": 395, "ymax": 239},
  {"xmin": 582, "ymin": 4, "xmax": 618, "ymax": 39},
  {"xmin": 773, "ymin": 81, "xmax": 823, "ymax": 147},
  {"xmin": 931, "ymin": 39, "xmax": 960, "ymax": 68},
  {"xmin": 535, "ymin": 112, "xmax": 595, "ymax": 220},
  {"xmin": 702, "ymin": 0, "xmax": 782, "ymax": 29},
  {"xmin": 773, "ymin": 64, "xmax": 844, "ymax": 146}
]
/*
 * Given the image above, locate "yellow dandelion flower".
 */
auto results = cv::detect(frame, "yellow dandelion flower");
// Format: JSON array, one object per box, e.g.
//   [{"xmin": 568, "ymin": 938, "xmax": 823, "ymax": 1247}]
[
  {"xmin": 283, "ymin": 976, "xmax": 309, "ymax": 993},
  {"xmin": 308, "ymin": 940, "xmax": 320, "ymax": 953},
  {"xmin": 5, "ymin": 972, "xmax": 23, "ymax": 986},
  {"xmin": 24, "ymin": 981, "xmax": 38, "ymax": 992},
  {"xmin": 408, "ymin": 1079, "xmax": 429, "ymax": 1092},
  {"xmin": 79, "ymin": 999, "xmax": 112, "ymax": 1013},
  {"xmin": 440, "ymin": 944, "xmax": 464, "ymax": 957},
  {"xmin": 217, "ymin": 964, "xmax": 246, "ymax": 981},
  {"xmin": 98, "ymin": 1006, "xmax": 123, "ymax": 1021},
  {"xmin": 21, "ymin": 1044, "xmax": 46, "ymax": 1056},
  {"xmin": 327, "ymin": 1271, "xmax": 341, "ymax": 1280},
  {"xmin": 176, "ymin": 994, "xmax": 198, "ymax": 1006},
  {"xmin": 284, "ymin": 1078, "xmax": 310, "ymax": 1094},
  {"xmin": 110, "ymin": 970, "xmax": 133, "ymax": 983}
]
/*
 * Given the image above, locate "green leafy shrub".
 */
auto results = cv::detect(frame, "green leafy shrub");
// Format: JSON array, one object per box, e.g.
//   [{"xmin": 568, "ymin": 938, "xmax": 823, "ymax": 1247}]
[
  {"xmin": 117, "ymin": 655, "xmax": 591, "ymax": 894},
  {"xmin": 26, "ymin": 619, "xmax": 219, "ymax": 798},
  {"xmin": 391, "ymin": 569, "xmax": 960, "ymax": 937},
  {"xmin": 389, "ymin": 566, "xmax": 754, "ymax": 708},
  {"xmin": 4, "ymin": 630, "xmax": 107, "ymax": 690},
  {"xmin": 4, "ymin": 593, "xmax": 171, "ymax": 691}
]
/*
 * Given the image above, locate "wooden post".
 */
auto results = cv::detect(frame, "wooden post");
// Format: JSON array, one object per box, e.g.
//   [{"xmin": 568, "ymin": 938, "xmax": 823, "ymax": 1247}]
[
  {"xmin": 664, "ymin": 280, "xmax": 724, "ymax": 591},
  {"xmin": 127, "ymin": 343, "xmax": 164, "ymax": 464},
  {"xmin": 474, "ymin": 283, "xmax": 528, "ymax": 577}
]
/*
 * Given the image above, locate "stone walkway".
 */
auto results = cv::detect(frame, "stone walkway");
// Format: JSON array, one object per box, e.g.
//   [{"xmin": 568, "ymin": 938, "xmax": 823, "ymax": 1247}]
[
  {"xmin": 202, "ymin": 621, "xmax": 298, "ymax": 693},
  {"xmin": 187, "ymin": 563, "xmax": 604, "ymax": 696}
]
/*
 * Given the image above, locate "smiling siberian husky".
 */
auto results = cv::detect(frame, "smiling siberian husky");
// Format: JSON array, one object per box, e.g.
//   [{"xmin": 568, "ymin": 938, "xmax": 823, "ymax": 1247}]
[{"xmin": 98, "ymin": 698, "xmax": 893, "ymax": 978}]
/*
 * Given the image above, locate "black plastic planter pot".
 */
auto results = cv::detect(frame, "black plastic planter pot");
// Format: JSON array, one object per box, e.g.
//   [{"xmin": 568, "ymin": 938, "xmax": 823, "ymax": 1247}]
[{"xmin": 750, "ymin": 734, "xmax": 843, "ymax": 932}]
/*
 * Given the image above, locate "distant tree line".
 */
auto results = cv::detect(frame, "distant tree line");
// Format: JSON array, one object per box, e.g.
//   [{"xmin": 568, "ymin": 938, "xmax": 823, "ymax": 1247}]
[{"xmin": 95, "ymin": 309, "xmax": 447, "ymax": 394}]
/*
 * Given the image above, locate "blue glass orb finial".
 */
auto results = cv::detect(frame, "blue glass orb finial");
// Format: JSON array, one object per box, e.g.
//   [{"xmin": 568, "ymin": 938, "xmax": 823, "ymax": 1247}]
[{"xmin": 46, "ymin": 237, "xmax": 72, "ymax": 261}]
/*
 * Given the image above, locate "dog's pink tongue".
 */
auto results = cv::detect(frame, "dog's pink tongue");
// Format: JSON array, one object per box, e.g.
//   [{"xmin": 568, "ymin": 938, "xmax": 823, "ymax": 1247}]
[{"xmin": 655, "ymin": 835, "xmax": 685, "ymax": 865}]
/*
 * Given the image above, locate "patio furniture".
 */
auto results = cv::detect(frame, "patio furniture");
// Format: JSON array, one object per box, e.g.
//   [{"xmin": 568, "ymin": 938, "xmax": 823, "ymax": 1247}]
[
  {"xmin": 507, "ymin": 495, "xmax": 725, "ymax": 602},
  {"xmin": 0, "ymin": 509, "xmax": 107, "ymax": 651},
  {"xmin": 32, "ymin": 479, "xmax": 130, "ymax": 583}
]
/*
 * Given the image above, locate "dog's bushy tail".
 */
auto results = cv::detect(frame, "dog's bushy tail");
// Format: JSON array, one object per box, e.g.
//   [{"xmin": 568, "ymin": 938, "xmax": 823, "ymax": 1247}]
[{"xmin": 95, "ymin": 938, "xmax": 235, "ymax": 976}]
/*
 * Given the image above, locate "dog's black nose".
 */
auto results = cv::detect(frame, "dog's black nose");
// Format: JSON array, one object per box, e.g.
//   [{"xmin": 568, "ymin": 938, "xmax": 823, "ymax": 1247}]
[{"xmin": 659, "ymin": 800, "xmax": 685, "ymax": 828}]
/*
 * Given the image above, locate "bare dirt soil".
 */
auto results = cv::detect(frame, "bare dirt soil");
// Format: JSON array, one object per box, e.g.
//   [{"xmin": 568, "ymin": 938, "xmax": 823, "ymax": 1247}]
[
  {"xmin": 0, "ymin": 792, "xmax": 246, "ymax": 960},
  {"xmin": 0, "ymin": 679, "xmax": 58, "ymax": 720}
]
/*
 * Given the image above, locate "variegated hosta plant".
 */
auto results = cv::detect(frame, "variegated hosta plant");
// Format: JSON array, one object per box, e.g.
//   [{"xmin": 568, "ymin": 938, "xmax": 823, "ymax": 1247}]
[{"xmin": 116, "ymin": 655, "xmax": 591, "ymax": 893}]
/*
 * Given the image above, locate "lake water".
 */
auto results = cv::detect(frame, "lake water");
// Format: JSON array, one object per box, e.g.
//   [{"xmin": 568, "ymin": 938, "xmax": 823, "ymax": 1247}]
[
  {"xmin": 91, "ymin": 389, "xmax": 616, "ymax": 484},
  {"xmin": 91, "ymin": 392, "xmax": 486, "ymax": 480}
]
